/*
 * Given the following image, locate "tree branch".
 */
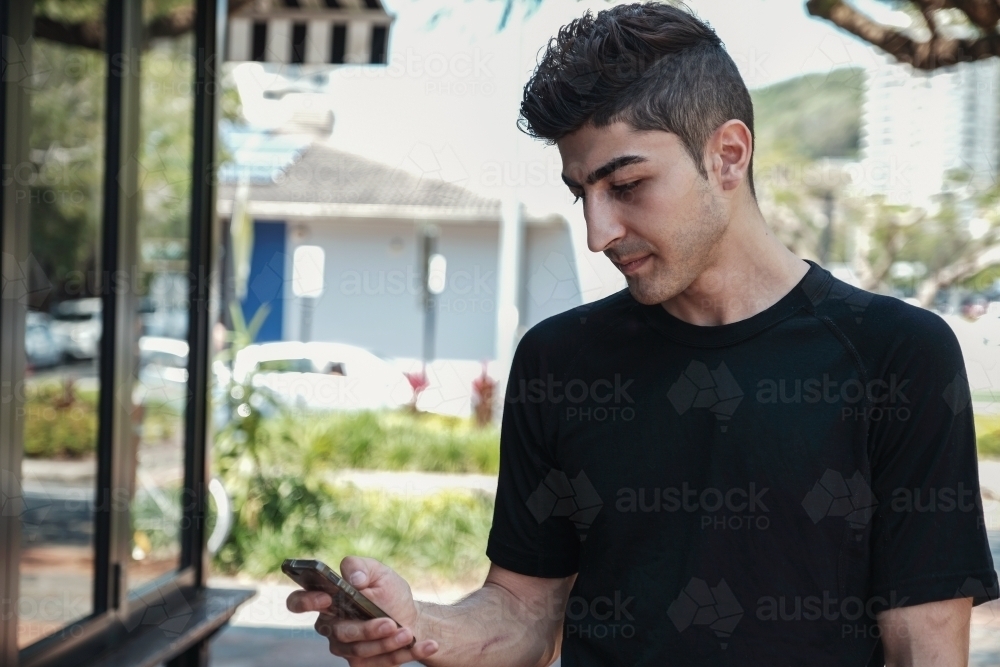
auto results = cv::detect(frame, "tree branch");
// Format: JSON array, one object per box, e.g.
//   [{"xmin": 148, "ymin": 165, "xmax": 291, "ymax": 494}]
[
  {"xmin": 806, "ymin": 0, "xmax": 1000, "ymax": 70},
  {"xmin": 34, "ymin": 0, "xmax": 256, "ymax": 51},
  {"xmin": 914, "ymin": 0, "xmax": 942, "ymax": 41},
  {"xmin": 944, "ymin": 0, "xmax": 1000, "ymax": 32}
]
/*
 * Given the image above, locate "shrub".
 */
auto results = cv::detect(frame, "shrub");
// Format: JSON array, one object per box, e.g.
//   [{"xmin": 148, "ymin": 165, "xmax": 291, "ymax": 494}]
[
  {"xmin": 977, "ymin": 414, "xmax": 1000, "ymax": 459},
  {"xmin": 279, "ymin": 409, "xmax": 500, "ymax": 475},
  {"xmin": 22, "ymin": 382, "xmax": 98, "ymax": 458}
]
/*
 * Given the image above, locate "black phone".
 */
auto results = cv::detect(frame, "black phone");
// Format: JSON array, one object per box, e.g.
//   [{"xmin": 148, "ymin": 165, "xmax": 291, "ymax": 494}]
[{"xmin": 281, "ymin": 559, "xmax": 415, "ymax": 647}]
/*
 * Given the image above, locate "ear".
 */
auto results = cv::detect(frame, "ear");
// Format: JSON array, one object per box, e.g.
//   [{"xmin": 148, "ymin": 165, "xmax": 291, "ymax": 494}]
[{"xmin": 705, "ymin": 120, "xmax": 752, "ymax": 194}]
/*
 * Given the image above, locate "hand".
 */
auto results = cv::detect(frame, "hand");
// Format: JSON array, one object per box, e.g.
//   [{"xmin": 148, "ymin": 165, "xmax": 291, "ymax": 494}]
[{"xmin": 286, "ymin": 556, "xmax": 440, "ymax": 666}]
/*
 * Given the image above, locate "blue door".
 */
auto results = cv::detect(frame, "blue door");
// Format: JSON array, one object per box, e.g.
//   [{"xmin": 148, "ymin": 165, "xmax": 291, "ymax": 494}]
[{"xmin": 241, "ymin": 220, "xmax": 286, "ymax": 342}]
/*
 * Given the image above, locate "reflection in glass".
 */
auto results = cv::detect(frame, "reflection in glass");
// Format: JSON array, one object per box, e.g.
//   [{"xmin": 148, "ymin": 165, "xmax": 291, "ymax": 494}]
[
  {"xmin": 17, "ymin": 0, "xmax": 106, "ymax": 648},
  {"xmin": 128, "ymin": 0, "xmax": 196, "ymax": 591}
]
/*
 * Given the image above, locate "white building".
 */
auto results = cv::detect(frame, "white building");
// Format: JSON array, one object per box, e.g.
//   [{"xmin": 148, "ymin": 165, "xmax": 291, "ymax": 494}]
[
  {"xmin": 861, "ymin": 56, "xmax": 1000, "ymax": 207},
  {"xmin": 216, "ymin": 129, "xmax": 582, "ymax": 363}
]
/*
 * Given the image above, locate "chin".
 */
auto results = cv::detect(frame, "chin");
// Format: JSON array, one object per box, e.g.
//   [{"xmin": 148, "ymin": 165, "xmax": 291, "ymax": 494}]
[{"xmin": 625, "ymin": 278, "xmax": 673, "ymax": 306}]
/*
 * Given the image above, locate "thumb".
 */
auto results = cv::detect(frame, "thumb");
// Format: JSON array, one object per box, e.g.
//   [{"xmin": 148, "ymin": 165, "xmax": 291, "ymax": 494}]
[{"xmin": 340, "ymin": 555, "xmax": 381, "ymax": 589}]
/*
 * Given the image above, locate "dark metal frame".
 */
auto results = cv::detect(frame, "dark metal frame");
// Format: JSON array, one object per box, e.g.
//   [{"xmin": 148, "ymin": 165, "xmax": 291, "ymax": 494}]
[
  {"xmin": 1, "ymin": 2, "xmax": 32, "ymax": 665},
  {"xmin": 2, "ymin": 0, "xmax": 229, "ymax": 665}
]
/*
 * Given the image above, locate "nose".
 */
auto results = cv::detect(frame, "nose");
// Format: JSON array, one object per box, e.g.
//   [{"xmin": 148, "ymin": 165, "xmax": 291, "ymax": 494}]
[{"xmin": 584, "ymin": 195, "xmax": 627, "ymax": 253}]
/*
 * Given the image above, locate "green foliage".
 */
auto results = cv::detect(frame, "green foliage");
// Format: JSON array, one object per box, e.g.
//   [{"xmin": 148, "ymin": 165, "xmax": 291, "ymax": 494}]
[
  {"xmin": 978, "ymin": 414, "xmax": 1000, "ymax": 459},
  {"xmin": 213, "ymin": 476, "xmax": 493, "ymax": 584},
  {"xmin": 27, "ymin": 38, "xmax": 107, "ymax": 300},
  {"xmin": 212, "ymin": 393, "xmax": 498, "ymax": 582},
  {"xmin": 22, "ymin": 383, "xmax": 98, "ymax": 458},
  {"xmin": 751, "ymin": 68, "xmax": 865, "ymax": 162},
  {"xmin": 292, "ymin": 410, "xmax": 501, "ymax": 474}
]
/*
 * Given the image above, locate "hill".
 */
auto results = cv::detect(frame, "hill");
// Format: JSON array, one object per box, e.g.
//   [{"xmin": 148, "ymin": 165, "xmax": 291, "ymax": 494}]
[{"xmin": 750, "ymin": 67, "xmax": 865, "ymax": 161}]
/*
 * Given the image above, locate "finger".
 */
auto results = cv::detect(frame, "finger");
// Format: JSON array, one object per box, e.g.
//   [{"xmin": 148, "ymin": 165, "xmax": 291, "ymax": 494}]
[
  {"xmin": 346, "ymin": 640, "xmax": 440, "ymax": 667},
  {"xmin": 329, "ymin": 617, "xmax": 398, "ymax": 643},
  {"xmin": 333, "ymin": 626, "xmax": 416, "ymax": 659},
  {"xmin": 340, "ymin": 555, "xmax": 381, "ymax": 589},
  {"xmin": 346, "ymin": 628, "xmax": 413, "ymax": 658},
  {"xmin": 287, "ymin": 590, "xmax": 332, "ymax": 613}
]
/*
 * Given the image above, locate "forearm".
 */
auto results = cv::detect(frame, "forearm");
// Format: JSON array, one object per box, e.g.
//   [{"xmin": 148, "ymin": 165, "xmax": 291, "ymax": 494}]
[
  {"xmin": 413, "ymin": 583, "xmax": 563, "ymax": 667},
  {"xmin": 878, "ymin": 598, "xmax": 971, "ymax": 667}
]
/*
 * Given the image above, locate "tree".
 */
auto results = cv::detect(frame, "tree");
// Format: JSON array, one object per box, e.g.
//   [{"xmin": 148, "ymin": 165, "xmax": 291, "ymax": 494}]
[
  {"xmin": 807, "ymin": 0, "xmax": 1000, "ymax": 71},
  {"xmin": 34, "ymin": 0, "xmax": 255, "ymax": 51}
]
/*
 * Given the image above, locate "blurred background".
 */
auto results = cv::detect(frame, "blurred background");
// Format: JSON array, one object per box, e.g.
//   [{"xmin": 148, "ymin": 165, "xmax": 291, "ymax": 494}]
[{"xmin": 11, "ymin": 0, "xmax": 1000, "ymax": 665}]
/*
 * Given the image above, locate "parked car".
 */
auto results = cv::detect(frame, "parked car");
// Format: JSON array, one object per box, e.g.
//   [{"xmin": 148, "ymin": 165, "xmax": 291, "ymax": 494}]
[
  {"xmin": 25, "ymin": 311, "xmax": 63, "ymax": 369},
  {"xmin": 232, "ymin": 341, "xmax": 412, "ymax": 413},
  {"xmin": 962, "ymin": 294, "xmax": 989, "ymax": 320},
  {"xmin": 50, "ymin": 298, "xmax": 102, "ymax": 360},
  {"xmin": 135, "ymin": 336, "xmax": 190, "ymax": 408}
]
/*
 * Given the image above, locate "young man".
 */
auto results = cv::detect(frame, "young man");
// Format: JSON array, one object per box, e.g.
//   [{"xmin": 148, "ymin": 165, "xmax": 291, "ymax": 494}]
[{"xmin": 287, "ymin": 4, "xmax": 998, "ymax": 665}]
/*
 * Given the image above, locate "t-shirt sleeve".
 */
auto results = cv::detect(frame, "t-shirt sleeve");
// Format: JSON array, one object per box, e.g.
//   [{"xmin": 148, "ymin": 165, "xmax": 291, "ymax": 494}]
[
  {"xmin": 867, "ymin": 310, "xmax": 998, "ymax": 611},
  {"xmin": 486, "ymin": 327, "xmax": 581, "ymax": 578}
]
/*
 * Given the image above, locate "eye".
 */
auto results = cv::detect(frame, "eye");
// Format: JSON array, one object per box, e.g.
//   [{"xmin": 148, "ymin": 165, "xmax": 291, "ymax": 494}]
[
  {"xmin": 569, "ymin": 189, "xmax": 583, "ymax": 205},
  {"xmin": 611, "ymin": 181, "xmax": 640, "ymax": 198}
]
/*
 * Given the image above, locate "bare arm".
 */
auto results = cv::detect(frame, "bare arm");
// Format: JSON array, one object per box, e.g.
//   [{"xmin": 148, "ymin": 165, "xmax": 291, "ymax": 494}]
[
  {"xmin": 287, "ymin": 557, "xmax": 575, "ymax": 667},
  {"xmin": 416, "ymin": 563, "xmax": 576, "ymax": 667},
  {"xmin": 877, "ymin": 597, "xmax": 972, "ymax": 667}
]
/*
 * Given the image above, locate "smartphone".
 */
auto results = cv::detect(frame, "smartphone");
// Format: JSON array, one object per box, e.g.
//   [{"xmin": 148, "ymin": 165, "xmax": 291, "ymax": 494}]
[{"xmin": 281, "ymin": 559, "xmax": 415, "ymax": 647}]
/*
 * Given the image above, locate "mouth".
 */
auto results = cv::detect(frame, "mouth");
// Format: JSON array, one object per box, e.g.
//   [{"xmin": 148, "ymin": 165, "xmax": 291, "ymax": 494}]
[{"xmin": 615, "ymin": 255, "xmax": 651, "ymax": 275}]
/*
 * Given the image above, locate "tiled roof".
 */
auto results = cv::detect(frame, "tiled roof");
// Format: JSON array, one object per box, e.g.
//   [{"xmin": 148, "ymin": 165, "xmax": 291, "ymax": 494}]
[{"xmin": 218, "ymin": 140, "xmax": 500, "ymax": 214}]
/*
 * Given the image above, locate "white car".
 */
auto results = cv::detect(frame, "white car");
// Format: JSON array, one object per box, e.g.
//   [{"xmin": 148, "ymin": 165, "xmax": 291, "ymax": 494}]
[
  {"xmin": 25, "ymin": 311, "xmax": 64, "ymax": 369},
  {"xmin": 135, "ymin": 336, "xmax": 190, "ymax": 408},
  {"xmin": 50, "ymin": 298, "xmax": 102, "ymax": 360},
  {"xmin": 232, "ymin": 341, "xmax": 412, "ymax": 412}
]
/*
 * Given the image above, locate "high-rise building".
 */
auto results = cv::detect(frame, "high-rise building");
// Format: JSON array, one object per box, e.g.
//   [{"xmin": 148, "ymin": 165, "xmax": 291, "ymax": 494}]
[{"xmin": 860, "ymin": 56, "xmax": 1000, "ymax": 207}]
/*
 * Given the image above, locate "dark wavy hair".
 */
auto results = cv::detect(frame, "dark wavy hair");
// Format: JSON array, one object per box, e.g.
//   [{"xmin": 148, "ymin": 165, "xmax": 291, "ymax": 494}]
[{"xmin": 519, "ymin": 2, "xmax": 756, "ymax": 198}]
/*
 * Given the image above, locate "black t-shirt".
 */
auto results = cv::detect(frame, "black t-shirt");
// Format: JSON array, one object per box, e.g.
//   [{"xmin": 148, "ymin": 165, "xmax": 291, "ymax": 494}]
[{"xmin": 486, "ymin": 260, "xmax": 998, "ymax": 666}]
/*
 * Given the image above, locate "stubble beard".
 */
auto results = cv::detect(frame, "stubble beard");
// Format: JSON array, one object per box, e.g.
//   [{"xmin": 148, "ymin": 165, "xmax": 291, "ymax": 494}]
[{"xmin": 625, "ymin": 181, "xmax": 728, "ymax": 306}]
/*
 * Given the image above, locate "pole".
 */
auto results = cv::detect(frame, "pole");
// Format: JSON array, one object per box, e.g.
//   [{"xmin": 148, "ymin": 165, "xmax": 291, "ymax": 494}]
[
  {"xmin": 421, "ymin": 226, "xmax": 438, "ymax": 363},
  {"xmin": 819, "ymin": 190, "xmax": 834, "ymax": 265}
]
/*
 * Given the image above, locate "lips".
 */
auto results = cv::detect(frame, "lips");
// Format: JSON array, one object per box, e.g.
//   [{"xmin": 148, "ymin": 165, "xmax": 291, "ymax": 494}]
[{"xmin": 616, "ymin": 255, "xmax": 651, "ymax": 275}]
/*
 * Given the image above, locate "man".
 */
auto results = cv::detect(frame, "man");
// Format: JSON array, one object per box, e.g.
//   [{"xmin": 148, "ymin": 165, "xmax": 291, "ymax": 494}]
[{"xmin": 288, "ymin": 4, "xmax": 998, "ymax": 665}]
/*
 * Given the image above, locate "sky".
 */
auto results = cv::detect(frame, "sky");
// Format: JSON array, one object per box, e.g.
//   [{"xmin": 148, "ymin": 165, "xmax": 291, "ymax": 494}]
[{"xmin": 319, "ymin": 0, "xmax": 880, "ymax": 206}]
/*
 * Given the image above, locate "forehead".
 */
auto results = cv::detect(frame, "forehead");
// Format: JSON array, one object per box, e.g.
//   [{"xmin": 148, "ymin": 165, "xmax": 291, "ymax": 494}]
[{"xmin": 556, "ymin": 122, "xmax": 686, "ymax": 180}]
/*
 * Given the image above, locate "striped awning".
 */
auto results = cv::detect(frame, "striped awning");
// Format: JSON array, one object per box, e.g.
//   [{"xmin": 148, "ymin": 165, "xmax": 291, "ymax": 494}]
[{"xmin": 227, "ymin": 0, "xmax": 393, "ymax": 65}]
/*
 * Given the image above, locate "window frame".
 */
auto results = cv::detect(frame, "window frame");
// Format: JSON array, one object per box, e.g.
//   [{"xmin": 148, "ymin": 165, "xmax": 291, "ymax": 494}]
[{"xmin": 0, "ymin": 0, "xmax": 225, "ymax": 664}]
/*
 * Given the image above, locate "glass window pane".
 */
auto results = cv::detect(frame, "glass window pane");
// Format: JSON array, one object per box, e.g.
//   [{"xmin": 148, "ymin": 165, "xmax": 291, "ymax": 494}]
[
  {"xmin": 17, "ymin": 0, "xmax": 107, "ymax": 649},
  {"xmin": 127, "ymin": 0, "xmax": 196, "ymax": 591}
]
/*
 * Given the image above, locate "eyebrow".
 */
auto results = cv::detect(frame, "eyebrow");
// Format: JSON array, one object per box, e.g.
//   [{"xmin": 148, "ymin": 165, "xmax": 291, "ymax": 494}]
[{"xmin": 561, "ymin": 154, "xmax": 648, "ymax": 189}]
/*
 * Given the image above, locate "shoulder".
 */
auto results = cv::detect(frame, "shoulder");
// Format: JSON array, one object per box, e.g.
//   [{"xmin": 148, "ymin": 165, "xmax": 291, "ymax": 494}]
[
  {"xmin": 514, "ymin": 288, "xmax": 638, "ymax": 363},
  {"xmin": 809, "ymin": 274, "xmax": 963, "ymax": 375}
]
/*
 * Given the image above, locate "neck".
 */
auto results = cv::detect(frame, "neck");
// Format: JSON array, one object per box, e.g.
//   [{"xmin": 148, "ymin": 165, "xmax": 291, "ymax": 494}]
[{"xmin": 661, "ymin": 204, "xmax": 809, "ymax": 326}]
